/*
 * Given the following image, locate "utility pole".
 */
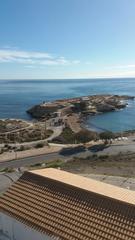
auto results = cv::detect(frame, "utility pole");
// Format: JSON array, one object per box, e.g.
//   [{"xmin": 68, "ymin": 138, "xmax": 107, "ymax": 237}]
[
  {"xmin": 45, "ymin": 120, "xmax": 47, "ymax": 131},
  {"xmin": 17, "ymin": 131, "xmax": 20, "ymax": 143},
  {"xmin": 45, "ymin": 120, "xmax": 47, "ymax": 138},
  {"xmin": 40, "ymin": 125, "xmax": 42, "ymax": 140},
  {"xmin": 14, "ymin": 141, "xmax": 17, "ymax": 160}
]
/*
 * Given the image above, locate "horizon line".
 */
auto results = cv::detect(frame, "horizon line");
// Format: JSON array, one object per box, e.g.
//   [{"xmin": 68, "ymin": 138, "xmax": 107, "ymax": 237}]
[{"xmin": 1, "ymin": 76, "xmax": 135, "ymax": 81}]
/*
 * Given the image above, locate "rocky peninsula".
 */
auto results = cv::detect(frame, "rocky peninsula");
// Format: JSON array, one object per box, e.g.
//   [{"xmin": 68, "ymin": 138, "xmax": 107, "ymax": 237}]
[
  {"xmin": 27, "ymin": 94, "xmax": 134, "ymax": 143},
  {"xmin": 27, "ymin": 94, "xmax": 134, "ymax": 122},
  {"xmin": 0, "ymin": 95, "xmax": 134, "ymax": 145}
]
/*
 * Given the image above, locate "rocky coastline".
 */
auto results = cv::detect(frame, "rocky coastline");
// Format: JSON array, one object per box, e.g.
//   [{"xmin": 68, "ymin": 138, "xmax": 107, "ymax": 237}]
[
  {"xmin": 26, "ymin": 94, "xmax": 135, "ymax": 143},
  {"xmin": 27, "ymin": 94, "xmax": 134, "ymax": 125},
  {"xmin": 0, "ymin": 95, "xmax": 134, "ymax": 145}
]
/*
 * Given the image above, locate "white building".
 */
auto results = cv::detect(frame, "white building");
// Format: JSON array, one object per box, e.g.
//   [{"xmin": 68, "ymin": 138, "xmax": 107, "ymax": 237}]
[{"xmin": 81, "ymin": 96, "xmax": 89, "ymax": 101}]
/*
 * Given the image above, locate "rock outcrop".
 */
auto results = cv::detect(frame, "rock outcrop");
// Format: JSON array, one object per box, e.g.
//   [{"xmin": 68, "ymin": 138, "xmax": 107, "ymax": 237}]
[
  {"xmin": 27, "ymin": 104, "xmax": 62, "ymax": 119},
  {"xmin": 96, "ymin": 103, "xmax": 116, "ymax": 112}
]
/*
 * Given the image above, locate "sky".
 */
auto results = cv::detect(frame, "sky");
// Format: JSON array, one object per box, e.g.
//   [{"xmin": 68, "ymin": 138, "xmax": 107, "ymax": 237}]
[{"xmin": 1, "ymin": 0, "xmax": 135, "ymax": 79}]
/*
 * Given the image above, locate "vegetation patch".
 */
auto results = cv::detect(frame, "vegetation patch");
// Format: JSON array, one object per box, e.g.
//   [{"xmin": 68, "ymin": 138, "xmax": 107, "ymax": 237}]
[
  {"xmin": 52, "ymin": 127, "xmax": 98, "ymax": 144},
  {"xmin": 0, "ymin": 121, "xmax": 53, "ymax": 143},
  {"xmin": 45, "ymin": 159, "xmax": 64, "ymax": 168},
  {"xmin": 30, "ymin": 159, "xmax": 65, "ymax": 169},
  {"xmin": 35, "ymin": 142, "xmax": 45, "ymax": 148},
  {"xmin": 61, "ymin": 152, "xmax": 135, "ymax": 177}
]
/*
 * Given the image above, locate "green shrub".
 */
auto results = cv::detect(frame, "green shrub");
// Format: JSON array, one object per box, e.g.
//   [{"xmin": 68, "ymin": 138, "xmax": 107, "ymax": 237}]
[
  {"xmin": 92, "ymin": 153, "xmax": 98, "ymax": 158},
  {"xmin": 46, "ymin": 159, "xmax": 64, "ymax": 168},
  {"xmin": 75, "ymin": 129, "xmax": 97, "ymax": 143},
  {"xmin": 99, "ymin": 154, "xmax": 109, "ymax": 159},
  {"xmin": 35, "ymin": 142, "xmax": 45, "ymax": 148},
  {"xmin": 18, "ymin": 145, "xmax": 25, "ymax": 151},
  {"xmin": 53, "ymin": 127, "xmax": 98, "ymax": 144},
  {"xmin": 99, "ymin": 131, "xmax": 114, "ymax": 140}
]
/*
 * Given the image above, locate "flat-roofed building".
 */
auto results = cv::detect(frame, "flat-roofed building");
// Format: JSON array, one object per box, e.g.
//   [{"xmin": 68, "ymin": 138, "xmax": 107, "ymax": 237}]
[{"xmin": 0, "ymin": 168, "xmax": 135, "ymax": 240}]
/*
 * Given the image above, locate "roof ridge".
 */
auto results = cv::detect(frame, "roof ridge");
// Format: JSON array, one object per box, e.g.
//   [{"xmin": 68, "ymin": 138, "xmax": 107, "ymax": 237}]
[
  {"xmin": 30, "ymin": 168, "xmax": 135, "ymax": 206},
  {"xmin": 1, "ymin": 168, "xmax": 135, "ymax": 240}
]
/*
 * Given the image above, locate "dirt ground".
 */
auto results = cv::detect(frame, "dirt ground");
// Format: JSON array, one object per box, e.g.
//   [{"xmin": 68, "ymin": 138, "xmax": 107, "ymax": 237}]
[{"xmin": 62, "ymin": 152, "xmax": 135, "ymax": 178}]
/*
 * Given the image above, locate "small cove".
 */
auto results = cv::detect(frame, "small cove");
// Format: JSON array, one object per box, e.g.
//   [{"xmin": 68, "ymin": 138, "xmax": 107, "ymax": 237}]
[{"xmin": 85, "ymin": 99, "xmax": 135, "ymax": 132}]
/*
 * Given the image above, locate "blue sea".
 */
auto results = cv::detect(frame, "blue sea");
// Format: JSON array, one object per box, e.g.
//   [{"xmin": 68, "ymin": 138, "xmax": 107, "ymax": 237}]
[{"xmin": 0, "ymin": 78, "xmax": 135, "ymax": 132}]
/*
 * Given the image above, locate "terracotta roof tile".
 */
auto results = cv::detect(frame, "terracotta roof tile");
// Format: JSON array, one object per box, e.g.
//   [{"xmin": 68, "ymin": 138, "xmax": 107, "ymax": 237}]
[
  {"xmin": 0, "ymin": 168, "xmax": 135, "ymax": 240},
  {"xmin": 31, "ymin": 168, "xmax": 135, "ymax": 205}
]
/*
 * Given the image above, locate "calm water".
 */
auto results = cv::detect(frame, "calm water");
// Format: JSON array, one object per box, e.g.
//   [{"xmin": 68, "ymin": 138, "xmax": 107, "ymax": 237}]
[{"xmin": 0, "ymin": 78, "xmax": 135, "ymax": 132}]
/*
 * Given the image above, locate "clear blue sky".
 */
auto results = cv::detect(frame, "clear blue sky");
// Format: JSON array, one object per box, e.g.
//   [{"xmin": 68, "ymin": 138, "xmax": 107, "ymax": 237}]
[{"xmin": 0, "ymin": 0, "xmax": 135, "ymax": 79}]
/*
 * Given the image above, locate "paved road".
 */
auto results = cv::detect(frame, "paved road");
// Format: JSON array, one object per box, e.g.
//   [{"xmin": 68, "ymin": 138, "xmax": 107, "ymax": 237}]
[
  {"xmin": 1, "ymin": 139, "xmax": 135, "ymax": 169},
  {"xmin": 97, "ymin": 142, "xmax": 135, "ymax": 155},
  {"xmin": 0, "ymin": 149, "xmax": 90, "ymax": 195},
  {"xmin": 0, "ymin": 149, "xmax": 91, "ymax": 169},
  {"xmin": 0, "ymin": 152, "xmax": 64, "ymax": 169}
]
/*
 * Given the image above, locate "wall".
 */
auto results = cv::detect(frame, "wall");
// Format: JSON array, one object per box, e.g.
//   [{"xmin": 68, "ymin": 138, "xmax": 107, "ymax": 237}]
[{"xmin": 0, "ymin": 213, "xmax": 52, "ymax": 240}]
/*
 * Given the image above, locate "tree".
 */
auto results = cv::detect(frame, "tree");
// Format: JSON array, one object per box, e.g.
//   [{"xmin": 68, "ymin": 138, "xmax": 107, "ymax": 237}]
[
  {"xmin": 99, "ymin": 131, "xmax": 114, "ymax": 140},
  {"xmin": 75, "ymin": 129, "xmax": 97, "ymax": 143}
]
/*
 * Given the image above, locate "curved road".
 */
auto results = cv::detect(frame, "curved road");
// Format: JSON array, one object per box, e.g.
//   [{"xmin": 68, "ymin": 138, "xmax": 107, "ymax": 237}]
[
  {"xmin": 0, "ymin": 126, "xmax": 63, "ymax": 148},
  {"xmin": 0, "ymin": 121, "xmax": 33, "ymax": 136}
]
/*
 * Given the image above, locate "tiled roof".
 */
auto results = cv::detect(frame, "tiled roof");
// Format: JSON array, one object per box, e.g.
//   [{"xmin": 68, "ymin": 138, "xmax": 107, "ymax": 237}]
[
  {"xmin": 32, "ymin": 168, "xmax": 135, "ymax": 205},
  {"xmin": 0, "ymin": 168, "xmax": 135, "ymax": 240}
]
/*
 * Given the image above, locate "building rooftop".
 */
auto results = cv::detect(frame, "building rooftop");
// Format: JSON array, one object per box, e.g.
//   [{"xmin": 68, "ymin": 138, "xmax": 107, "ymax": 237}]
[
  {"xmin": 1, "ymin": 168, "xmax": 135, "ymax": 240},
  {"xmin": 31, "ymin": 168, "xmax": 135, "ymax": 205}
]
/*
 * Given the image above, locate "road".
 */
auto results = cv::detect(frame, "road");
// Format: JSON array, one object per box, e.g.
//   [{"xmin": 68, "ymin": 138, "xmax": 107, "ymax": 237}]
[
  {"xmin": 0, "ymin": 126, "xmax": 63, "ymax": 148},
  {"xmin": 1, "ymin": 138, "xmax": 135, "ymax": 169},
  {"xmin": 46, "ymin": 126, "xmax": 63, "ymax": 141},
  {"xmin": 0, "ymin": 152, "xmax": 64, "ymax": 169},
  {"xmin": 95, "ymin": 142, "xmax": 135, "ymax": 155},
  {"xmin": 0, "ymin": 120, "xmax": 33, "ymax": 136},
  {"xmin": 0, "ymin": 142, "xmax": 135, "ymax": 195},
  {"xmin": 0, "ymin": 149, "xmax": 91, "ymax": 194},
  {"xmin": 0, "ymin": 149, "xmax": 90, "ymax": 169}
]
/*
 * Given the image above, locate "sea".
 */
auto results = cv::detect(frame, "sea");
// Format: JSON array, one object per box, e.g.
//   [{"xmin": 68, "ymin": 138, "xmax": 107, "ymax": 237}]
[{"xmin": 0, "ymin": 78, "xmax": 135, "ymax": 132}]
